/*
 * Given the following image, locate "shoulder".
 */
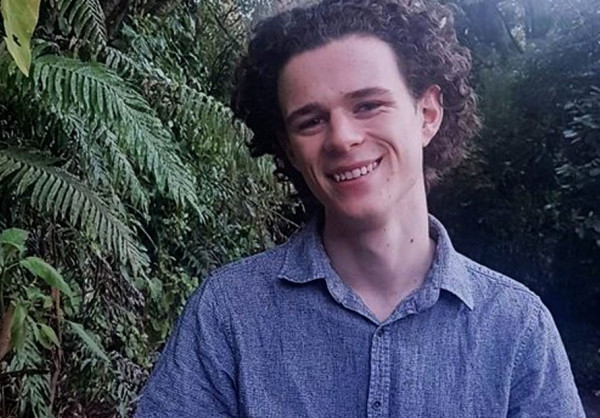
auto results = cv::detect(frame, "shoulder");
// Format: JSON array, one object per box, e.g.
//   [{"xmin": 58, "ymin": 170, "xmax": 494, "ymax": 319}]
[
  {"xmin": 447, "ymin": 259, "xmax": 583, "ymax": 415},
  {"xmin": 430, "ymin": 215, "xmax": 543, "ymax": 319},
  {"xmin": 454, "ymin": 255, "xmax": 571, "ymax": 373},
  {"xmin": 461, "ymin": 254, "xmax": 543, "ymax": 308},
  {"xmin": 207, "ymin": 242, "xmax": 287, "ymax": 290},
  {"xmin": 185, "ymin": 240, "xmax": 291, "ymax": 314},
  {"xmin": 456, "ymin": 254, "xmax": 552, "ymax": 336}
]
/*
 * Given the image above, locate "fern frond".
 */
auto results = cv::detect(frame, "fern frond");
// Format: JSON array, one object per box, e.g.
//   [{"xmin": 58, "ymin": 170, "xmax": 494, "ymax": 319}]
[
  {"xmin": 57, "ymin": 0, "xmax": 108, "ymax": 45},
  {"xmin": 172, "ymin": 85, "xmax": 275, "ymax": 183},
  {"xmin": 127, "ymin": 106, "xmax": 199, "ymax": 210},
  {"xmin": 56, "ymin": 111, "xmax": 150, "ymax": 211},
  {"xmin": 96, "ymin": 124, "xmax": 150, "ymax": 211},
  {"xmin": 7, "ymin": 322, "xmax": 50, "ymax": 418},
  {"xmin": 0, "ymin": 148, "xmax": 148, "ymax": 272},
  {"xmin": 175, "ymin": 85, "xmax": 252, "ymax": 145},
  {"xmin": 100, "ymin": 45, "xmax": 145, "ymax": 79},
  {"xmin": 31, "ymin": 55, "xmax": 199, "ymax": 212}
]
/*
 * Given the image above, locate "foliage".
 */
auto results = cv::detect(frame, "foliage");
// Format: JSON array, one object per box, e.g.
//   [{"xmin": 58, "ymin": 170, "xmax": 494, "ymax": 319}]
[
  {"xmin": 1, "ymin": 0, "xmax": 290, "ymax": 416},
  {"xmin": 1, "ymin": 0, "xmax": 598, "ymax": 414},
  {"xmin": 1, "ymin": 0, "xmax": 40, "ymax": 75},
  {"xmin": 56, "ymin": 0, "xmax": 108, "ymax": 45},
  {"xmin": 0, "ymin": 148, "xmax": 148, "ymax": 273},
  {"xmin": 0, "ymin": 227, "xmax": 110, "ymax": 416},
  {"xmin": 432, "ymin": 0, "xmax": 600, "ymax": 392}
]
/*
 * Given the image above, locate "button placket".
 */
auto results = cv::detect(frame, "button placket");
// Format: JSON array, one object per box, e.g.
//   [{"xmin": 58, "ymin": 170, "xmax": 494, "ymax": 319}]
[{"xmin": 367, "ymin": 326, "xmax": 391, "ymax": 417}]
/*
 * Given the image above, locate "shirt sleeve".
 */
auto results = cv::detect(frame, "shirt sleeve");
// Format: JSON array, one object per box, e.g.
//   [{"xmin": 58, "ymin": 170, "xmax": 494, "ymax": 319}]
[
  {"xmin": 507, "ymin": 300, "xmax": 585, "ymax": 417},
  {"xmin": 135, "ymin": 276, "xmax": 238, "ymax": 417}
]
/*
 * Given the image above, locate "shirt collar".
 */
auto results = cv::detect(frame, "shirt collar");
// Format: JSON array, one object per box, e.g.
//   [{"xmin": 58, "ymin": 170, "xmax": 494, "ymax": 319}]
[
  {"xmin": 277, "ymin": 213, "xmax": 475, "ymax": 311},
  {"xmin": 277, "ymin": 214, "xmax": 331, "ymax": 284},
  {"xmin": 428, "ymin": 215, "xmax": 475, "ymax": 310}
]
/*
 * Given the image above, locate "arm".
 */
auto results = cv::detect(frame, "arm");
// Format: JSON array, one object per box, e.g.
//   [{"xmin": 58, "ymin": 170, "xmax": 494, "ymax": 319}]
[
  {"xmin": 135, "ymin": 277, "xmax": 238, "ymax": 417},
  {"xmin": 508, "ymin": 300, "xmax": 585, "ymax": 417}
]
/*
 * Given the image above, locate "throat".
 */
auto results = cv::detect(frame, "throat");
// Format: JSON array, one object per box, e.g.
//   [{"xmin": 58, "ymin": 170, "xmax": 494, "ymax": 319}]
[{"xmin": 322, "ymin": 215, "xmax": 436, "ymax": 321}]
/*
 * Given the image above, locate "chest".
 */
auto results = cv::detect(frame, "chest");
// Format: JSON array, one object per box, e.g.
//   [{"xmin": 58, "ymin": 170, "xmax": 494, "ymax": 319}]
[{"xmin": 233, "ymin": 303, "xmax": 516, "ymax": 417}]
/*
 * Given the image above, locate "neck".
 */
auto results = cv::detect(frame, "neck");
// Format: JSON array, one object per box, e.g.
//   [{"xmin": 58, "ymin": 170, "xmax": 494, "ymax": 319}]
[{"xmin": 322, "ymin": 191, "xmax": 435, "ymax": 321}]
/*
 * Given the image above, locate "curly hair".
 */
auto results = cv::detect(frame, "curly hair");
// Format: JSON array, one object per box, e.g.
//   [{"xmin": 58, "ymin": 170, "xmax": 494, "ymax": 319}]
[{"xmin": 231, "ymin": 0, "xmax": 481, "ymax": 202}]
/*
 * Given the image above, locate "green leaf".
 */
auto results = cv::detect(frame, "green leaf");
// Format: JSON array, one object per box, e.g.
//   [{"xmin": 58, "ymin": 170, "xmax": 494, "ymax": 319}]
[
  {"xmin": 67, "ymin": 321, "xmax": 109, "ymax": 362},
  {"xmin": 0, "ymin": 148, "xmax": 149, "ymax": 273},
  {"xmin": 31, "ymin": 56, "xmax": 200, "ymax": 213},
  {"xmin": 19, "ymin": 256, "xmax": 74, "ymax": 297},
  {"xmin": 0, "ymin": 228, "xmax": 28, "ymax": 254},
  {"xmin": 9, "ymin": 302, "xmax": 27, "ymax": 352},
  {"xmin": 39, "ymin": 323, "xmax": 59, "ymax": 347},
  {"xmin": 1, "ymin": 0, "xmax": 41, "ymax": 76},
  {"xmin": 57, "ymin": 0, "xmax": 107, "ymax": 45}
]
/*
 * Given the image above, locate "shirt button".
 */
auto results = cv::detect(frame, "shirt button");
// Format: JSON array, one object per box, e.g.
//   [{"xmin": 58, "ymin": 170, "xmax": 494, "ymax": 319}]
[
  {"xmin": 372, "ymin": 400, "xmax": 382, "ymax": 409},
  {"xmin": 377, "ymin": 328, "xmax": 386, "ymax": 337}
]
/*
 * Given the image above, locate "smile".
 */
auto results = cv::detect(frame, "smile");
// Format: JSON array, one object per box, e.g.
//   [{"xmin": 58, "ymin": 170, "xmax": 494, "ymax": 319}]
[{"xmin": 331, "ymin": 159, "xmax": 381, "ymax": 183}]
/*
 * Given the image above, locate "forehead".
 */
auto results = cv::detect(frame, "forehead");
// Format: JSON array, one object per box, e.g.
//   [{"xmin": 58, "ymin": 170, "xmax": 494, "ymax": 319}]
[{"xmin": 278, "ymin": 35, "xmax": 409, "ymax": 110}]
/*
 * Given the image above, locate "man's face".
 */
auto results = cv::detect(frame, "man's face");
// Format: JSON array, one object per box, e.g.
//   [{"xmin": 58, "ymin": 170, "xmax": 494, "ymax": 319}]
[{"xmin": 278, "ymin": 35, "xmax": 442, "ymax": 225}]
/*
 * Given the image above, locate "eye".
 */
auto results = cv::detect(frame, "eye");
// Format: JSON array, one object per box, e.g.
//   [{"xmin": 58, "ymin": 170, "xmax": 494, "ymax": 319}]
[
  {"xmin": 355, "ymin": 101, "xmax": 383, "ymax": 113},
  {"xmin": 296, "ymin": 116, "xmax": 326, "ymax": 133}
]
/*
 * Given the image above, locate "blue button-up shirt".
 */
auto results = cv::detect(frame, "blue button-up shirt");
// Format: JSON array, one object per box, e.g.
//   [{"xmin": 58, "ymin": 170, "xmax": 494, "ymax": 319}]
[{"xmin": 136, "ymin": 216, "xmax": 584, "ymax": 417}]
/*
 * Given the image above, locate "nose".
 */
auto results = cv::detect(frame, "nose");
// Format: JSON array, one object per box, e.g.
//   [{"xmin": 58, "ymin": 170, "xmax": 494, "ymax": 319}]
[{"xmin": 324, "ymin": 111, "xmax": 363, "ymax": 153}]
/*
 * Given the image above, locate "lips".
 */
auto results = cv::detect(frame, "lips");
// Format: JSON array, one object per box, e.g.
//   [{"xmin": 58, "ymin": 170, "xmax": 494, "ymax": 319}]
[{"xmin": 329, "ymin": 158, "xmax": 382, "ymax": 183}]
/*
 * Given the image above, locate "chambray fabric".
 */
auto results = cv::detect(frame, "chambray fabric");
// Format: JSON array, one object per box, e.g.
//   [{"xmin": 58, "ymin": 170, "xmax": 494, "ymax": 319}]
[{"xmin": 136, "ymin": 215, "xmax": 585, "ymax": 417}]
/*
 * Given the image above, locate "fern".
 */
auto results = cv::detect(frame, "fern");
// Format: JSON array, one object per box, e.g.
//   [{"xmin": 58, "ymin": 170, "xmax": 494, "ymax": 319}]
[
  {"xmin": 0, "ymin": 148, "xmax": 148, "ymax": 273},
  {"xmin": 172, "ymin": 84, "xmax": 276, "ymax": 184},
  {"xmin": 31, "ymin": 55, "xmax": 200, "ymax": 212},
  {"xmin": 101, "ymin": 45, "xmax": 145, "ymax": 79},
  {"xmin": 7, "ymin": 321, "xmax": 51, "ymax": 418},
  {"xmin": 56, "ymin": 111, "xmax": 150, "ymax": 211},
  {"xmin": 92, "ymin": 39, "xmax": 265, "ymax": 185},
  {"xmin": 97, "ymin": 126, "xmax": 151, "ymax": 212},
  {"xmin": 56, "ymin": 0, "xmax": 108, "ymax": 45},
  {"xmin": 175, "ymin": 85, "xmax": 251, "ymax": 144}
]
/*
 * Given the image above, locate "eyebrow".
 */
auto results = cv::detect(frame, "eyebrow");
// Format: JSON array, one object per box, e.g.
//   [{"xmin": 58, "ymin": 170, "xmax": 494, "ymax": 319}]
[
  {"xmin": 284, "ymin": 87, "xmax": 393, "ymax": 126},
  {"xmin": 346, "ymin": 87, "xmax": 392, "ymax": 100}
]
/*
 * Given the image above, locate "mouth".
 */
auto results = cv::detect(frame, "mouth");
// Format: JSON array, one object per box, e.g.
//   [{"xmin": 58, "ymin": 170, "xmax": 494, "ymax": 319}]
[{"xmin": 329, "ymin": 158, "xmax": 382, "ymax": 183}]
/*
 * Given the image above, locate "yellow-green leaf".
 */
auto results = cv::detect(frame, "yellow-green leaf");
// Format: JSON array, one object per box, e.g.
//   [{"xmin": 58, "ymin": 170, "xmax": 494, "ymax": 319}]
[
  {"xmin": 39, "ymin": 323, "xmax": 59, "ymax": 347},
  {"xmin": 1, "ymin": 0, "xmax": 41, "ymax": 76},
  {"xmin": 19, "ymin": 256, "xmax": 74, "ymax": 297},
  {"xmin": 67, "ymin": 321, "xmax": 109, "ymax": 362}
]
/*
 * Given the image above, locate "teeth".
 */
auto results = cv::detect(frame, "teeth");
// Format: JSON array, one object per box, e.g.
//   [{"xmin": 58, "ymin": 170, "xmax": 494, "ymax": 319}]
[{"xmin": 332, "ymin": 160, "xmax": 380, "ymax": 183}]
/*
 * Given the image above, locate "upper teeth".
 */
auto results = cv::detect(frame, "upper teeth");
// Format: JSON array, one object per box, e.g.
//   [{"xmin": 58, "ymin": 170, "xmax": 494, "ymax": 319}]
[{"xmin": 332, "ymin": 160, "xmax": 379, "ymax": 182}]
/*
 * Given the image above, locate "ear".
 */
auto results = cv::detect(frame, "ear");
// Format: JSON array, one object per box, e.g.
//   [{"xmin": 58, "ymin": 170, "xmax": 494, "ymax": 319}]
[
  {"xmin": 277, "ymin": 130, "xmax": 299, "ymax": 170},
  {"xmin": 419, "ymin": 85, "xmax": 444, "ymax": 147}
]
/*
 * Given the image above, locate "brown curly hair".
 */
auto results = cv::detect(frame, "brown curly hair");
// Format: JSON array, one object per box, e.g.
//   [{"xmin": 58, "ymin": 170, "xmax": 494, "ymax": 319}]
[{"xmin": 231, "ymin": 0, "xmax": 481, "ymax": 202}]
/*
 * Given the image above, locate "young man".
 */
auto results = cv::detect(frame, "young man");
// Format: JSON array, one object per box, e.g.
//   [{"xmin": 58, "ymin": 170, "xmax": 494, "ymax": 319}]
[{"xmin": 137, "ymin": 0, "xmax": 584, "ymax": 416}]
